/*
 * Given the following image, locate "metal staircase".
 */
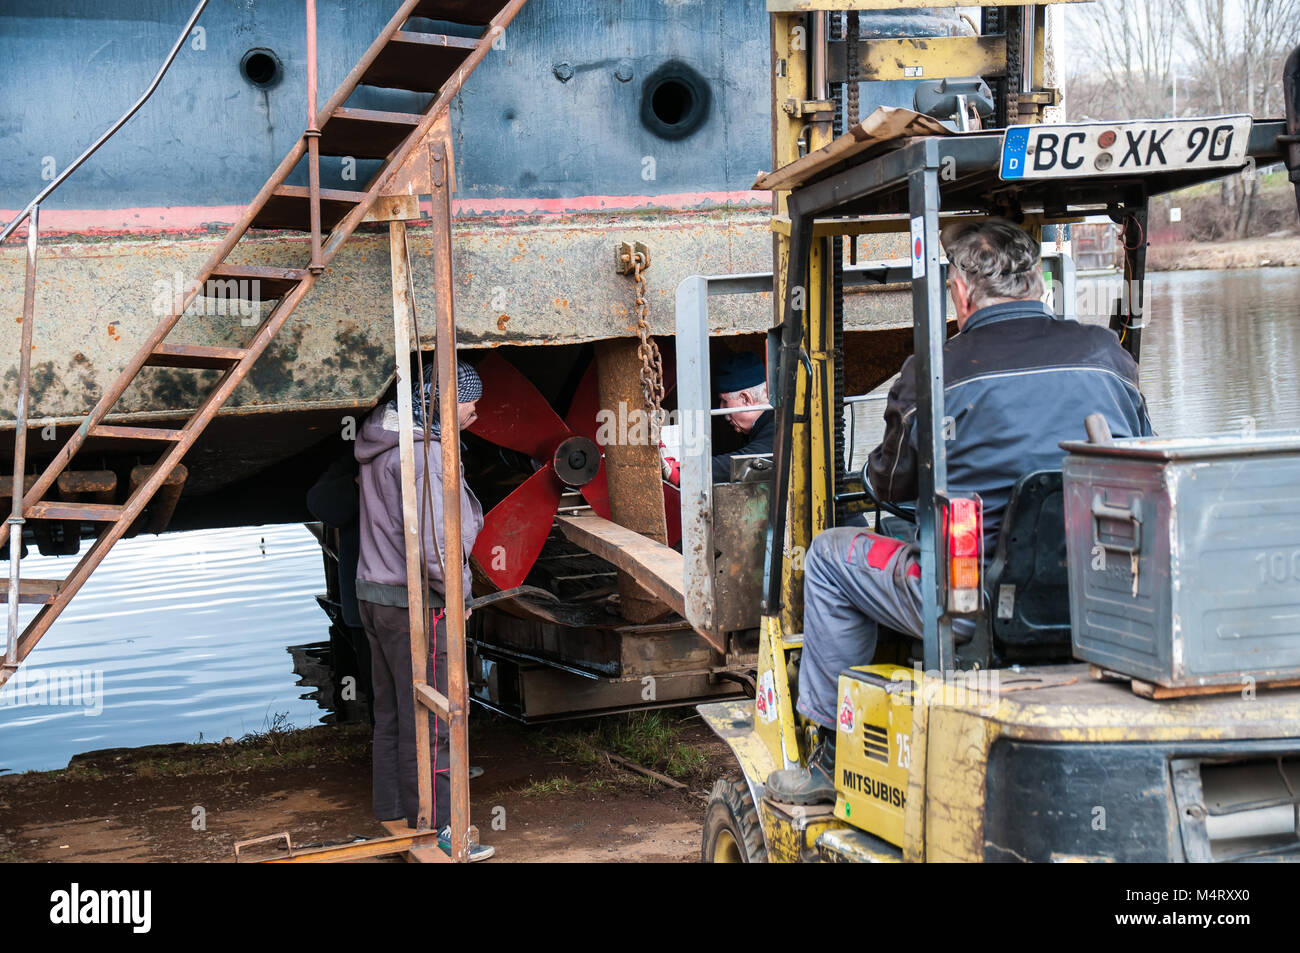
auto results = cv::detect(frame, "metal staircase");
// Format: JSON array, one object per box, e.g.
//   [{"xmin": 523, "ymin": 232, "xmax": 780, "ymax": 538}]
[{"xmin": 0, "ymin": 0, "xmax": 528, "ymax": 686}]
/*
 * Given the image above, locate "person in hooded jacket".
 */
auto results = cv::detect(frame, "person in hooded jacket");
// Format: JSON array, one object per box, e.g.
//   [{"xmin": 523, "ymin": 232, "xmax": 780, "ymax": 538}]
[{"xmin": 354, "ymin": 357, "xmax": 493, "ymax": 860}]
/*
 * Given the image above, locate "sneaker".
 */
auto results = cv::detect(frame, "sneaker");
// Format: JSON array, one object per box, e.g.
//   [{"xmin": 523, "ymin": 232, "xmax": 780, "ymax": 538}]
[
  {"xmin": 764, "ymin": 739, "xmax": 836, "ymax": 805},
  {"xmin": 437, "ymin": 825, "xmax": 495, "ymax": 862},
  {"xmin": 468, "ymin": 765, "xmax": 484, "ymax": 780}
]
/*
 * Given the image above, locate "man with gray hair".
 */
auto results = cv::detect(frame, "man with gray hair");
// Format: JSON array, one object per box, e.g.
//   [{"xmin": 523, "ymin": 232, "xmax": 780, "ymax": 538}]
[
  {"xmin": 662, "ymin": 351, "xmax": 775, "ymax": 486},
  {"xmin": 768, "ymin": 217, "xmax": 1152, "ymax": 805}
]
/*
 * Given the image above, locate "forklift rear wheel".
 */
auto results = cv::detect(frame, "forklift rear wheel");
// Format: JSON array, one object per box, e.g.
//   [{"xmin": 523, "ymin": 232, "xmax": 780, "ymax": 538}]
[{"xmin": 701, "ymin": 778, "xmax": 767, "ymax": 863}]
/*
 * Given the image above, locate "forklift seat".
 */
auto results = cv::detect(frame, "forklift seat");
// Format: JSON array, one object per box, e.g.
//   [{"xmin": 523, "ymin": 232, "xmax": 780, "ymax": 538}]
[{"xmin": 977, "ymin": 469, "xmax": 1073, "ymax": 666}]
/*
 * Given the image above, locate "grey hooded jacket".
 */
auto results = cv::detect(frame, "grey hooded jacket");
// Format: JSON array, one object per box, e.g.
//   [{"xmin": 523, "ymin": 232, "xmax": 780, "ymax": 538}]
[{"xmin": 354, "ymin": 404, "xmax": 484, "ymax": 608}]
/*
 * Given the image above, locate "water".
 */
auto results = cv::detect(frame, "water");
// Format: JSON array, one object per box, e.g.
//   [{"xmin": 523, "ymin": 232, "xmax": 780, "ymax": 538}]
[
  {"xmin": 0, "ymin": 524, "xmax": 338, "ymax": 773},
  {"xmin": 847, "ymin": 266, "xmax": 1300, "ymax": 465},
  {"xmin": 3, "ymin": 268, "xmax": 1298, "ymax": 773},
  {"xmin": 1124, "ymin": 268, "xmax": 1300, "ymax": 437}
]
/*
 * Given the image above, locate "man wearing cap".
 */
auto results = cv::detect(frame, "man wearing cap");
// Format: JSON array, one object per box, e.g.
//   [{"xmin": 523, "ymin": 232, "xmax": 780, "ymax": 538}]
[
  {"xmin": 662, "ymin": 351, "xmax": 775, "ymax": 486},
  {"xmin": 766, "ymin": 217, "xmax": 1152, "ymax": 805},
  {"xmin": 354, "ymin": 357, "xmax": 494, "ymax": 860}
]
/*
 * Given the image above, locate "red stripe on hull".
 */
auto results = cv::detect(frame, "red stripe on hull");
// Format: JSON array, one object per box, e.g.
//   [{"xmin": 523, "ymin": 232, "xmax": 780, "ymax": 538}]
[{"xmin": 2, "ymin": 190, "xmax": 771, "ymax": 237}]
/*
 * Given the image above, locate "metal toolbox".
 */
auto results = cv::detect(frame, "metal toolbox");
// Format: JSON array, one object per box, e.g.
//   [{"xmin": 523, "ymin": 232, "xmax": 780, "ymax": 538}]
[{"xmin": 1061, "ymin": 431, "xmax": 1300, "ymax": 689}]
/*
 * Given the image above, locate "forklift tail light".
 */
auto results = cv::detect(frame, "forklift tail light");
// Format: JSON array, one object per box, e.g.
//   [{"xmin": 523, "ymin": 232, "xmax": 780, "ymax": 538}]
[{"xmin": 947, "ymin": 496, "xmax": 982, "ymax": 614}]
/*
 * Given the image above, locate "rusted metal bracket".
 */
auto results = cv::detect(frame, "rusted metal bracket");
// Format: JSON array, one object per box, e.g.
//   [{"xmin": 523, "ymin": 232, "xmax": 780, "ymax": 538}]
[
  {"xmin": 615, "ymin": 241, "xmax": 650, "ymax": 274},
  {"xmin": 782, "ymin": 98, "xmax": 835, "ymax": 119}
]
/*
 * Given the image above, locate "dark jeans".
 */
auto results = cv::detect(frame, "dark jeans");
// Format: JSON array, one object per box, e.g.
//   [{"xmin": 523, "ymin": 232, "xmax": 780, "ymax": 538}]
[{"xmin": 358, "ymin": 599, "xmax": 450, "ymax": 830}]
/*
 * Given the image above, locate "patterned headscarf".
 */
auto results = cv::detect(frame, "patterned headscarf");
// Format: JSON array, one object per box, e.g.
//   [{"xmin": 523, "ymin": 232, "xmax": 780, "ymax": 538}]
[{"xmin": 391, "ymin": 359, "xmax": 482, "ymax": 438}]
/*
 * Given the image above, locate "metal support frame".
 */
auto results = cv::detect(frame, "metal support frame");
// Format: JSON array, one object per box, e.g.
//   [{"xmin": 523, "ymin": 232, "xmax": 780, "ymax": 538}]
[
  {"xmin": 1118, "ymin": 204, "xmax": 1148, "ymax": 365},
  {"xmin": 677, "ymin": 263, "xmax": 916, "ymax": 643},
  {"xmin": 388, "ymin": 221, "xmax": 438, "ymax": 839},
  {"xmin": 428, "ymin": 137, "xmax": 472, "ymax": 864},
  {"xmin": 906, "ymin": 145, "xmax": 954, "ymax": 672},
  {"xmin": 383, "ymin": 132, "xmax": 470, "ymax": 862},
  {"xmin": 677, "ymin": 272, "xmax": 776, "ymax": 639},
  {"xmin": 305, "ymin": 0, "xmax": 324, "ymax": 274},
  {"xmin": 4, "ymin": 210, "xmax": 37, "ymax": 667}
]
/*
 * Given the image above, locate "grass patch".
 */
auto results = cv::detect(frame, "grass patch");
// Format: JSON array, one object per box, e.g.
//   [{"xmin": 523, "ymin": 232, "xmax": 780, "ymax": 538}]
[
  {"xmin": 534, "ymin": 710, "xmax": 709, "ymax": 783},
  {"xmin": 516, "ymin": 774, "xmax": 622, "ymax": 798},
  {"xmin": 17, "ymin": 722, "xmax": 371, "ymax": 785}
]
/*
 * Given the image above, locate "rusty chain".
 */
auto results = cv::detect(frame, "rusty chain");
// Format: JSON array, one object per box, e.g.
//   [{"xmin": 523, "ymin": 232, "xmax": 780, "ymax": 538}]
[{"xmin": 629, "ymin": 249, "xmax": 666, "ymax": 435}]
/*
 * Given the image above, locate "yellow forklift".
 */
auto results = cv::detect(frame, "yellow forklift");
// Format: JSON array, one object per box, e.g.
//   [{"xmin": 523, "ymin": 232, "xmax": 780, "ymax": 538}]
[{"xmin": 693, "ymin": 8, "xmax": 1300, "ymax": 862}]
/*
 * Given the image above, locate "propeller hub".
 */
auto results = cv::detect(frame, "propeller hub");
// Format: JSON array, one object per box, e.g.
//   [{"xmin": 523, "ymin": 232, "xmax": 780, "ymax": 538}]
[{"xmin": 552, "ymin": 435, "xmax": 601, "ymax": 487}]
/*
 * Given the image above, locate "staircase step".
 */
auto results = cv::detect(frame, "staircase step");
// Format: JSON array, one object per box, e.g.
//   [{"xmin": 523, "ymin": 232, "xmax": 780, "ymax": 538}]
[
  {"xmin": 251, "ymin": 185, "xmax": 368, "ymax": 232},
  {"xmin": 0, "ymin": 579, "xmax": 65, "ymax": 605},
  {"xmin": 360, "ymin": 31, "xmax": 476, "ymax": 93},
  {"xmin": 204, "ymin": 265, "xmax": 306, "ymax": 301},
  {"xmin": 411, "ymin": 0, "xmax": 512, "ymax": 25},
  {"xmin": 145, "ymin": 343, "xmax": 248, "ymax": 370},
  {"xmin": 88, "ymin": 425, "xmax": 185, "ymax": 442},
  {"xmin": 27, "ymin": 501, "xmax": 124, "ymax": 522},
  {"xmin": 319, "ymin": 107, "xmax": 422, "ymax": 159}
]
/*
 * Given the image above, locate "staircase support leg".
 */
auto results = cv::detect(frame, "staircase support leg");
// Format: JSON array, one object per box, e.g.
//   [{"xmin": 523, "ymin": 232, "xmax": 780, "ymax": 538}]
[
  {"xmin": 5, "ymin": 208, "xmax": 38, "ymax": 668},
  {"xmin": 305, "ymin": 0, "xmax": 324, "ymax": 274},
  {"xmin": 430, "ymin": 137, "xmax": 471, "ymax": 865},
  {"xmin": 388, "ymin": 219, "xmax": 434, "ymax": 832}
]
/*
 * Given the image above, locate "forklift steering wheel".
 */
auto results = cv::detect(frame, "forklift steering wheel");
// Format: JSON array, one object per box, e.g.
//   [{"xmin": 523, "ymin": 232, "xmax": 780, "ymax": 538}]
[{"xmin": 859, "ymin": 462, "xmax": 917, "ymax": 525}]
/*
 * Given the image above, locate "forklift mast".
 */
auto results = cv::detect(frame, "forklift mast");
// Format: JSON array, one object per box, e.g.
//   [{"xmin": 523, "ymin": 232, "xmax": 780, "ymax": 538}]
[{"xmin": 764, "ymin": 2, "xmax": 1075, "ymax": 656}]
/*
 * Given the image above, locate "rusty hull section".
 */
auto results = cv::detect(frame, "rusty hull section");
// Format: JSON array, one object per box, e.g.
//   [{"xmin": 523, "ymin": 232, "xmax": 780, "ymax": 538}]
[{"xmin": 0, "ymin": 207, "xmax": 911, "ymax": 427}]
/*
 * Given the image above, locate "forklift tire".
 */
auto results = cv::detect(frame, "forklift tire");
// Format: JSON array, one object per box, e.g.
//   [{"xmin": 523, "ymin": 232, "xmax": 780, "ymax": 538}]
[{"xmin": 701, "ymin": 778, "xmax": 767, "ymax": 863}]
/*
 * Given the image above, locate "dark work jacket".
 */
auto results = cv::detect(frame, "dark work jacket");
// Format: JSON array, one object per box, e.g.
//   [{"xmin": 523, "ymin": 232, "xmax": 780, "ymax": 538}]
[
  {"xmin": 712, "ymin": 410, "xmax": 775, "ymax": 483},
  {"xmin": 866, "ymin": 300, "xmax": 1153, "ymax": 552},
  {"xmin": 307, "ymin": 453, "xmax": 362, "ymax": 628}
]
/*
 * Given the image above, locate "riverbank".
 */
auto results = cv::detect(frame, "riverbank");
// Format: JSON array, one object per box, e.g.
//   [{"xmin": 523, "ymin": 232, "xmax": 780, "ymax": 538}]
[
  {"xmin": 1147, "ymin": 236, "xmax": 1300, "ymax": 272},
  {"xmin": 0, "ymin": 709, "xmax": 734, "ymax": 863}
]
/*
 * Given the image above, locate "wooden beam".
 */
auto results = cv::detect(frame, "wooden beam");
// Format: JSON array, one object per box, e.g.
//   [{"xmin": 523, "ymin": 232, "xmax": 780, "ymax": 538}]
[{"xmin": 555, "ymin": 514, "xmax": 693, "ymax": 626}]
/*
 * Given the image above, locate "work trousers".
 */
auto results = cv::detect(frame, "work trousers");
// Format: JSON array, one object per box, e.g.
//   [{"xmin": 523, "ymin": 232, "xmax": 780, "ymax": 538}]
[
  {"xmin": 796, "ymin": 528, "xmax": 924, "ymax": 729},
  {"xmin": 359, "ymin": 599, "xmax": 450, "ymax": 831}
]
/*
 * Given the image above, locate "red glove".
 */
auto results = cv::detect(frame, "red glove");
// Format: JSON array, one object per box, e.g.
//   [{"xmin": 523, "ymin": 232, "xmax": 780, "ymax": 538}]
[{"xmin": 663, "ymin": 455, "xmax": 681, "ymax": 486}]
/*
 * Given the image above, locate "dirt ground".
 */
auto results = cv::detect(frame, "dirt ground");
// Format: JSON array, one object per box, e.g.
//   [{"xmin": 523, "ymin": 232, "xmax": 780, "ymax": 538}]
[{"xmin": 0, "ymin": 710, "xmax": 737, "ymax": 863}]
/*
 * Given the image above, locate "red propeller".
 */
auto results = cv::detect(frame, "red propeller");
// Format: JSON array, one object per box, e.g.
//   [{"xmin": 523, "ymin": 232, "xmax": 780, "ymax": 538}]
[{"xmin": 466, "ymin": 353, "xmax": 679, "ymax": 590}]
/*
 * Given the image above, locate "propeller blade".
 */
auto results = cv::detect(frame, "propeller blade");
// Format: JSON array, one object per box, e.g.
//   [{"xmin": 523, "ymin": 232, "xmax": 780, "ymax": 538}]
[
  {"xmin": 579, "ymin": 463, "xmax": 611, "ymax": 519},
  {"xmin": 564, "ymin": 361, "xmax": 602, "ymax": 440},
  {"xmin": 467, "ymin": 353, "xmax": 571, "ymax": 460},
  {"xmin": 471, "ymin": 465, "xmax": 564, "ymax": 590}
]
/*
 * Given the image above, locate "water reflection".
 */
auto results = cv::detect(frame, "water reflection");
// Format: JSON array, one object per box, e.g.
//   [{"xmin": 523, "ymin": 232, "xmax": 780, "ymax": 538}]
[
  {"xmin": 1121, "ymin": 268, "xmax": 1300, "ymax": 436},
  {"xmin": 0, "ymin": 524, "xmax": 342, "ymax": 773}
]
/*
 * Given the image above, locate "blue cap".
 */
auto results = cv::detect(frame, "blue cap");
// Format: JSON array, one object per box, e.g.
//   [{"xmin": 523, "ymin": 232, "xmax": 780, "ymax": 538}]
[{"xmin": 715, "ymin": 352, "xmax": 766, "ymax": 394}]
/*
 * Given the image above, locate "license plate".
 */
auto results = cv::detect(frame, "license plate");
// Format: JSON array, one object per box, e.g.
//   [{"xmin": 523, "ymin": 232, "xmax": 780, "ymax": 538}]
[{"xmin": 999, "ymin": 116, "xmax": 1252, "ymax": 180}]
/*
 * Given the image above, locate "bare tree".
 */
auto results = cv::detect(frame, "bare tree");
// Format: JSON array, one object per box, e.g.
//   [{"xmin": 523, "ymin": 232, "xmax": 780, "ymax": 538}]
[
  {"xmin": 1075, "ymin": 0, "xmax": 1180, "ymax": 119},
  {"xmin": 1178, "ymin": 0, "xmax": 1300, "ymax": 235}
]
